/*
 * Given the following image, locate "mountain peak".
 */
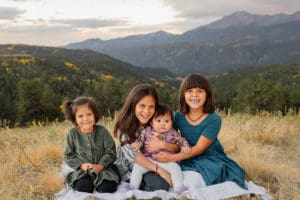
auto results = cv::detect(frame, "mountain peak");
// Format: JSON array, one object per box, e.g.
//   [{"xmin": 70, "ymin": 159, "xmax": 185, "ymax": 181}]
[
  {"xmin": 206, "ymin": 11, "xmax": 258, "ymax": 29},
  {"xmin": 205, "ymin": 10, "xmax": 300, "ymax": 30}
]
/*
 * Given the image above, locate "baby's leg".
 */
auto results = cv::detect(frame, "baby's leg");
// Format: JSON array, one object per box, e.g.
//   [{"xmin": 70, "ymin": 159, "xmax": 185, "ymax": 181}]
[
  {"xmin": 130, "ymin": 163, "xmax": 149, "ymax": 189},
  {"xmin": 155, "ymin": 161, "xmax": 184, "ymax": 192}
]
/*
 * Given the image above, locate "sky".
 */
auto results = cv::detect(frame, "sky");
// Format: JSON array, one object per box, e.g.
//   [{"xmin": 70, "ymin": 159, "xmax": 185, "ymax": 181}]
[{"xmin": 0, "ymin": 0, "xmax": 299, "ymax": 46}]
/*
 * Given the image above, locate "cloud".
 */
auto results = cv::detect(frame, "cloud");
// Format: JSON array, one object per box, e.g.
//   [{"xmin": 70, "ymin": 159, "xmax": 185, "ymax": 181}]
[
  {"xmin": 7, "ymin": 0, "xmax": 28, "ymax": 1},
  {"xmin": 50, "ymin": 18, "xmax": 128, "ymax": 28},
  {"xmin": 163, "ymin": 0, "xmax": 300, "ymax": 19},
  {"xmin": 0, "ymin": 7, "xmax": 25, "ymax": 19}
]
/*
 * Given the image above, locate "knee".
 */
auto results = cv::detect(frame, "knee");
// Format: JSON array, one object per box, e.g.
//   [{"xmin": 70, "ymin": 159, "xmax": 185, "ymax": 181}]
[
  {"xmin": 96, "ymin": 180, "xmax": 118, "ymax": 193},
  {"xmin": 73, "ymin": 176, "xmax": 94, "ymax": 193}
]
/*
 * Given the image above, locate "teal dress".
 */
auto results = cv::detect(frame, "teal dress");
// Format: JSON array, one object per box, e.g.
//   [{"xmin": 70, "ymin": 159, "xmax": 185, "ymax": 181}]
[{"xmin": 174, "ymin": 112, "xmax": 246, "ymax": 189}]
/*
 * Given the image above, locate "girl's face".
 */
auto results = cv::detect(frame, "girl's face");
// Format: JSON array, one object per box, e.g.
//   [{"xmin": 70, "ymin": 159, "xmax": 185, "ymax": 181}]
[
  {"xmin": 75, "ymin": 104, "xmax": 95, "ymax": 133},
  {"xmin": 151, "ymin": 113, "xmax": 172, "ymax": 134},
  {"xmin": 184, "ymin": 87, "xmax": 207, "ymax": 110},
  {"xmin": 135, "ymin": 95, "xmax": 155, "ymax": 126}
]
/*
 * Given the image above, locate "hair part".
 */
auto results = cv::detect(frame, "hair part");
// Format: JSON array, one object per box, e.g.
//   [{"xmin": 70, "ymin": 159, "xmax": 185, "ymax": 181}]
[
  {"xmin": 114, "ymin": 84, "xmax": 159, "ymax": 143},
  {"xmin": 63, "ymin": 96, "xmax": 100, "ymax": 125},
  {"xmin": 152, "ymin": 103, "xmax": 173, "ymax": 122},
  {"xmin": 178, "ymin": 73, "xmax": 215, "ymax": 114}
]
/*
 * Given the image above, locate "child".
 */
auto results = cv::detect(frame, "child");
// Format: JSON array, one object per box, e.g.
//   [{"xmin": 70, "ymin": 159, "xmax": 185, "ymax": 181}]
[
  {"xmin": 153, "ymin": 74, "xmax": 246, "ymax": 189},
  {"xmin": 113, "ymin": 84, "xmax": 178, "ymax": 191},
  {"xmin": 129, "ymin": 103, "xmax": 191, "ymax": 194},
  {"xmin": 63, "ymin": 96, "xmax": 119, "ymax": 193}
]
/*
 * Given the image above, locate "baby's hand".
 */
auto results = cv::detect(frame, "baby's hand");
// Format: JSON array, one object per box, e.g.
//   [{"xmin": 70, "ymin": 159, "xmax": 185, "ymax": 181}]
[
  {"xmin": 181, "ymin": 146, "xmax": 191, "ymax": 154},
  {"xmin": 131, "ymin": 142, "xmax": 140, "ymax": 150}
]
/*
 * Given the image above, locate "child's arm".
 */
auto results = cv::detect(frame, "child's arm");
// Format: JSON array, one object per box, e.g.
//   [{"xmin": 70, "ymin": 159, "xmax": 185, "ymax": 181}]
[
  {"xmin": 171, "ymin": 129, "xmax": 191, "ymax": 154},
  {"xmin": 145, "ymin": 134, "xmax": 179, "ymax": 152},
  {"xmin": 131, "ymin": 129, "xmax": 146, "ymax": 150},
  {"xmin": 96, "ymin": 128, "xmax": 117, "ymax": 172},
  {"xmin": 64, "ymin": 131, "xmax": 89, "ymax": 170}
]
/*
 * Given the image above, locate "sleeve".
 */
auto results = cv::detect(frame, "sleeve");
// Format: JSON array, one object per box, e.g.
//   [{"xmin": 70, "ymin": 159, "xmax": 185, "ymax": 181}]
[
  {"xmin": 64, "ymin": 130, "xmax": 86, "ymax": 170},
  {"xmin": 98, "ymin": 127, "xmax": 117, "ymax": 168},
  {"xmin": 202, "ymin": 114, "xmax": 222, "ymax": 141},
  {"xmin": 171, "ymin": 129, "xmax": 190, "ymax": 148},
  {"xmin": 135, "ymin": 128, "xmax": 146, "ymax": 149}
]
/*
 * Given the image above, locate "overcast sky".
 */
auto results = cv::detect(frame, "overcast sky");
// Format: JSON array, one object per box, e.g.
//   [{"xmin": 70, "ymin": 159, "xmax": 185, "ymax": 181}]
[{"xmin": 0, "ymin": 0, "xmax": 299, "ymax": 46}]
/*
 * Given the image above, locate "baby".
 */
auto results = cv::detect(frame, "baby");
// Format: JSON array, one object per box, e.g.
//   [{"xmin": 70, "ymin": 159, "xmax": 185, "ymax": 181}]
[{"xmin": 129, "ymin": 103, "xmax": 191, "ymax": 194}]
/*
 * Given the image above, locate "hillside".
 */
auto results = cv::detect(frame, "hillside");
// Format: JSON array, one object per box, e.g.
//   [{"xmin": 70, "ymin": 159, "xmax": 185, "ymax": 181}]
[
  {"xmin": 65, "ymin": 11, "xmax": 300, "ymax": 75},
  {"xmin": 0, "ymin": 44, "xmax": 299, "ymax": 127},
  {"xmin": 0, "ymin": 44, "xmax": 175, "ymax": 79},
  {"xmin": 0, "ymin": 44, "xmax": 178, "ymax": 126},
  {"xmin": 209, "ymin": 64, "xmax": 300, "ymax": 112}
]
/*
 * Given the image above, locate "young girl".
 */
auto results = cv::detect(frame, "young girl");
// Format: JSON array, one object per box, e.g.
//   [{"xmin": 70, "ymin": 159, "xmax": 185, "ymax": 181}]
[
  {"xmin": 63, "ymin": 96, "xmax": 119, "ymax": 193},
  {"xmin": 153, "ymin": 74, "xmax": 246, "ymax": 189},
  {"xmin": 129, "ymin": 103, "xmax": 190, "ymax": 194},
  {"xmin": 113, "ymin": 84, "xmax": 178, "ymax": 191}
]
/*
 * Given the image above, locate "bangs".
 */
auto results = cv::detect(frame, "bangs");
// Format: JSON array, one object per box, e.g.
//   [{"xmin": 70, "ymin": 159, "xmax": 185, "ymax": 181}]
[{"xmin": 184, "ymin": 76, "xmax": 205, "ymax": 90}]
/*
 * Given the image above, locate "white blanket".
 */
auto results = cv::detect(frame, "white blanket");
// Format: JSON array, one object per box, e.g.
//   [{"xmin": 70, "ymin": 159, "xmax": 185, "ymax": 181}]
[{"xmin": 56, "ymin": 171, "xmax": 272, "ymax": 200}]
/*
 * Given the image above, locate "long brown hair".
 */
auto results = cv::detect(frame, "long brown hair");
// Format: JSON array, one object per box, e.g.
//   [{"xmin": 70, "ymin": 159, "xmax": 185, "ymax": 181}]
[
  {"xmin": 114, "ymin": 84, "xmax": 159, "ymax": 143},
  {"xmin": 178, "ymin": 73, "xmax": 215, "ymax": 114}
]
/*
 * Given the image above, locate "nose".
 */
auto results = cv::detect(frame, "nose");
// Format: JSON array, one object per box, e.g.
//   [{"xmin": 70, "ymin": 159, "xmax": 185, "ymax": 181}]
[
  {"xmin": 143, "ymin": 106, "xmax": 151, "ymax": 114},
  {"xmin": 143, "ymin": 107, "xmax": 149, "ymax": 113},
  {"xmin": 191, "ymin": 89, "xmax": 199, "ymax": 96}
]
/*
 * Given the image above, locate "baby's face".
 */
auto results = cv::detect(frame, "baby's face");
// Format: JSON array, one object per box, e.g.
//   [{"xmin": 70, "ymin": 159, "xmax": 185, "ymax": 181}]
[{"xmin": 151, "ymin": 113, "xmax": 172, "ymax": 134}]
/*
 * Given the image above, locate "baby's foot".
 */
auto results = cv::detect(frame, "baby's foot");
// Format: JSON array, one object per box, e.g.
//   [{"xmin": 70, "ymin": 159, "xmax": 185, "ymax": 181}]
[
  {"xmin": 123, "ymin": 182, "xmax": 134, "ymax": 191},
  {"xmin": 176, "ymin": 185, "xmax": 188, "ymax": 195}
]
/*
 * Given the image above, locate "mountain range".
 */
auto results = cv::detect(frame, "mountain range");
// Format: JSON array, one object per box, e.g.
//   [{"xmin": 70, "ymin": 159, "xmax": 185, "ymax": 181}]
[{"xmin": 65, "ymin": 11, "xmax": 300, "ymax": 75}]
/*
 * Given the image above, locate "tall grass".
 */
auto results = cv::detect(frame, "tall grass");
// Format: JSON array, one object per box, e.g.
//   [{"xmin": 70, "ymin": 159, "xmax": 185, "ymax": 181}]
[{"xmin": 0, "ymin": 113, "xmax": 299, "ymax": 199}]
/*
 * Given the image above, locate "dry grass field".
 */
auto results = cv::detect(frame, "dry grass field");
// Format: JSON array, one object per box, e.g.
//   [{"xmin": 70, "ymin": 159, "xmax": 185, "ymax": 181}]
[{"xmin": 0, "ymin": 112, "xmax": 299, "ymax": 200}]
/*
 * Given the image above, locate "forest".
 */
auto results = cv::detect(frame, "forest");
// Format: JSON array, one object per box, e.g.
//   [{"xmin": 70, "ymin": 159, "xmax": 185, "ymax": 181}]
[{"xmin": 0, "ymin": 45, "xmax": 299, "ymax": 127}]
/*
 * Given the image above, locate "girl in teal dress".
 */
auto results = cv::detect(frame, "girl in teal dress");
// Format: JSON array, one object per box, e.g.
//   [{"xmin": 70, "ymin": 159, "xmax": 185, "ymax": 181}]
[{"xmin": 153, "ymin": 74, "xmax": 246, "ymax": 189}]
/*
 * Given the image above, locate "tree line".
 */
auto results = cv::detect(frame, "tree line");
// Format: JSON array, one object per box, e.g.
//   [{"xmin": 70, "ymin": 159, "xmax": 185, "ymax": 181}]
[{"xmin": 0, "ymin": 55, "xmax": 299, "ymax": 127}]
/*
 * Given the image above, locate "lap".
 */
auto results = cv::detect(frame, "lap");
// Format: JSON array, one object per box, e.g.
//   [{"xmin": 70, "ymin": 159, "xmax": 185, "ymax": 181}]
[{"xmin": 139, "ymin": 171, "xmax": 169, "ymax": 191}]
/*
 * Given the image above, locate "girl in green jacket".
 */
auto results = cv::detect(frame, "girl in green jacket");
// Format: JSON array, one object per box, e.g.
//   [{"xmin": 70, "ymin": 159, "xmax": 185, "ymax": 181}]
[{"xmin": 63, "ymin": 96, "xmax": 119, "ymax": 193}]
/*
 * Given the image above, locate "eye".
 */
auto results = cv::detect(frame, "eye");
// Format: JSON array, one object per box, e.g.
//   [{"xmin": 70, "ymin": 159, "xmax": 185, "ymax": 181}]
[
  {"xmin": 157, "ymin": 119, "xmax": 161, "ymax": 123},
  {"xmin": 149, "ymin": 105, "xmax": 155, "ymax": 109}
]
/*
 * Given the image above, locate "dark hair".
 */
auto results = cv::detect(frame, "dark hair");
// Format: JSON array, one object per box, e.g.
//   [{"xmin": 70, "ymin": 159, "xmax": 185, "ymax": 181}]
[
  {"xmin": 152, "ymin": 103, "xmax": 173, "ymax": 122},
  {"xmin": 114, "ymin": 84, "xmax": 159, "ymax": 143},
  {"xmin": 63, "ymin": 96, "xmax": 100, "ymax": 125},
  {"xmin": 178, "ymin": 73, "xmax": 215, "ymax": 114}
]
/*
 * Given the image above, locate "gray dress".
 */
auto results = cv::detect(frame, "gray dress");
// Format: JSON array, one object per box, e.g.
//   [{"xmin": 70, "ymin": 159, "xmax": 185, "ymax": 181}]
[{"xmin": 114, "ymin": 127, "xmax": 143, "ymax": 181}]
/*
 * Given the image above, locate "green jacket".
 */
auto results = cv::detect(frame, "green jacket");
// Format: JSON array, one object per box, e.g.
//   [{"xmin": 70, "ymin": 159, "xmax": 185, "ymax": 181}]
[{"xmin": 64, "ymin": 124, "xmax": 119, "ymax": 187}]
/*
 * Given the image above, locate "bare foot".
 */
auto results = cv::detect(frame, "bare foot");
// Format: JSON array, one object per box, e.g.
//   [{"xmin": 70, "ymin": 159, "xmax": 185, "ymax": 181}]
[{"xmin": 157, "ymin": 166, "xmax": 173, "ymax": 187}]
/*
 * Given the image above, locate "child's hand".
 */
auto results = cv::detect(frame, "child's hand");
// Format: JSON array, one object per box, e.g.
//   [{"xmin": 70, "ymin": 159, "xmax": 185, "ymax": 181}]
[
  {"xmin": 91, "ymin": 163, "xmax": 104, "ymax": 174},
  {"xmin": 145, "ymin": 135, "xmax": 164, "ymax": 152},
  {"xmin": 131, "ymin": 142, "xmax": 140, "ymax": 150},
  {"xmin": 181, "ymin": 146, "xmax": 191, "ymax": 154},
  {"xmin": 80, "ymin": 163, "xmax": 93, "ymax": 171}
]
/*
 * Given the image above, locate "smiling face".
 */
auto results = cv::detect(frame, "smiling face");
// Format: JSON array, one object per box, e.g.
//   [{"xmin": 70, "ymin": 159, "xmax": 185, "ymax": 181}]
[
  {"xmin": 135, "ymin": 95, "xmax": 156, "ymax": 126},
  {"xmin": 75, "ymin": 104, "xmax": 95, "ymax": 133},
  {"xmin": 184, "ymin": 87, "xmax": 207, "ymax": 111}
]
